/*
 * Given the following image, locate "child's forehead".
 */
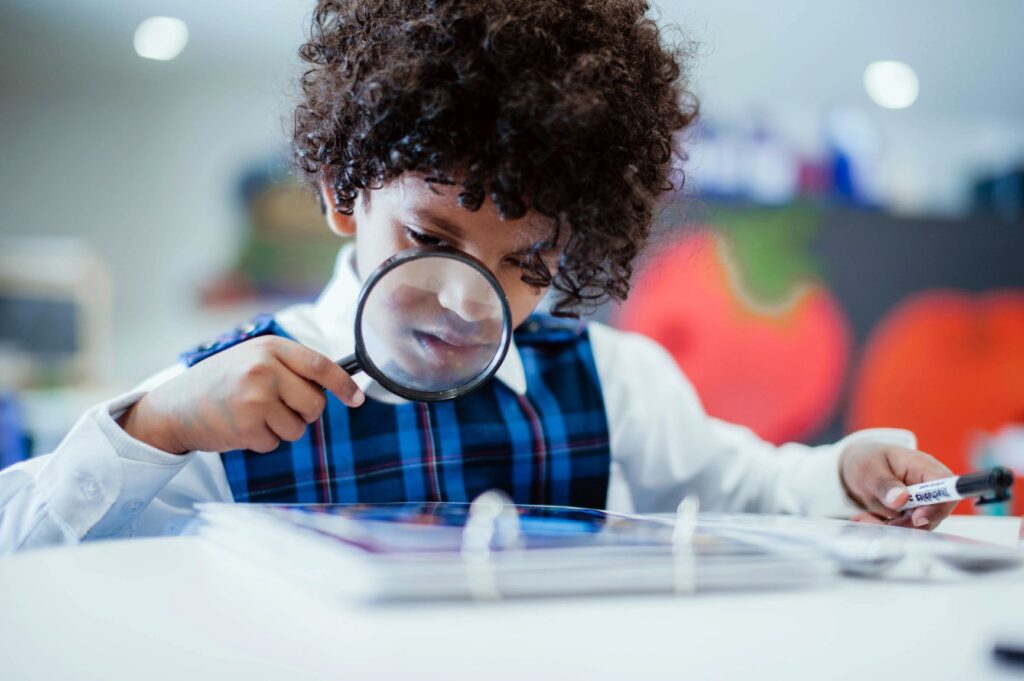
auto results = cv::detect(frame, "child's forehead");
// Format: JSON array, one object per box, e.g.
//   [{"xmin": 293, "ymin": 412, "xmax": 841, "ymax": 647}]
[{"xmin": 369, "ymin": 173, "xmax": 560, "ymax": 246}]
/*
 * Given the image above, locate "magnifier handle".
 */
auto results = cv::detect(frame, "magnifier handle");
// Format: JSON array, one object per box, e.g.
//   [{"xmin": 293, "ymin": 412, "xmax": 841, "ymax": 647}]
[{"xmin": 336, "ymin": 353, "xmax": 362, "ymax": 376}]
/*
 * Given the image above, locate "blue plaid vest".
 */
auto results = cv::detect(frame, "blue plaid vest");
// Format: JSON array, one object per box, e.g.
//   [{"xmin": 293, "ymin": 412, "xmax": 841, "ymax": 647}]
[{"xmin": 181, "ymin": 314, "xmax": 612, "ymax": 508}]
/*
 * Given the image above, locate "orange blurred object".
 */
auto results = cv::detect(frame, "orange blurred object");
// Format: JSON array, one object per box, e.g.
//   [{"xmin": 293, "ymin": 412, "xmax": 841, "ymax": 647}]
[
  {"xmin": 616, "ymin": 230, "xmax": 851, "ymax": 444},
  {"xmin": 848, "ymin": 290, "xmax": 1024, "ymax": 514}
]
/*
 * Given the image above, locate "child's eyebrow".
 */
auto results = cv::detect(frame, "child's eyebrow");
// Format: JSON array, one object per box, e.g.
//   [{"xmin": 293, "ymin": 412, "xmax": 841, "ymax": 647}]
[
  {"xmin": 410, "ymin": 209, "xmax": 464, "ymax": 239},
  {"xmin": 410, "ymin": 207, "xmax": 558, "ymax": 257},
  {"xmin": 510, "ymin": 242, "xmax": 558, "ymax": 257}
]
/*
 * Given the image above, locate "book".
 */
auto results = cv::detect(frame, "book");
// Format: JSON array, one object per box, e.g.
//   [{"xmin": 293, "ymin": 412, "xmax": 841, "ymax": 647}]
[
  {"xmin": 196, "ymin": 497, "xmax": 1023, "ymax": 603},
  {"xmin": 197, "ymin": 498, "xmax": 835, "ymax": 602}
]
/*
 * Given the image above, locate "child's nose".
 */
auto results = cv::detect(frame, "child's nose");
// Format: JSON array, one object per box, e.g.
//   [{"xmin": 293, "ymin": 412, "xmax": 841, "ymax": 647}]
[{"xmin": 437, "ymin": 272, "xmax": 499, "ymax": 323}]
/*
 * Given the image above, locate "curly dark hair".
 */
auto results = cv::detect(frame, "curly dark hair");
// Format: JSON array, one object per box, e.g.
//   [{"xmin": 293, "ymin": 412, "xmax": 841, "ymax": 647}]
[{"xmin": 293, "ymin": 0, "xmax": 698, "ymax": 316}]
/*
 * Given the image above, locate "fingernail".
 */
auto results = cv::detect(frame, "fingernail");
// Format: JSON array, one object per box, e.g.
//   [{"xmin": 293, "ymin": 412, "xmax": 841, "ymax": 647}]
[
  {"xmin": 351, "ymin": 390, "xmax": 365, "ymax": 407},
  {"xmin": 913, "ymin": 514, "xmax": 929, "ymax": 527},
  {"xmin": 884, "ymin": 486, "xmax": 905, "ymax": 506}
]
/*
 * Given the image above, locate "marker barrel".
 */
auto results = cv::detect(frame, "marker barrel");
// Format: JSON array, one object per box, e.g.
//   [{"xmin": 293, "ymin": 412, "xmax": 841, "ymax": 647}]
[
  {"xmin": 898, "ymin": 467, "xmax": 1014, "ymax": 511},
  {"xmin": 900, "ymin": 477, "xmax": 961, "ymax": 510}
]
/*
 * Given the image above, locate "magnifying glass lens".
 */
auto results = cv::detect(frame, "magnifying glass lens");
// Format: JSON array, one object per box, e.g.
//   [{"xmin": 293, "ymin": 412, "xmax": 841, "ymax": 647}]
[{"xmin": 360, "ymin": 255, "xmax": 507, "ymax": 394}]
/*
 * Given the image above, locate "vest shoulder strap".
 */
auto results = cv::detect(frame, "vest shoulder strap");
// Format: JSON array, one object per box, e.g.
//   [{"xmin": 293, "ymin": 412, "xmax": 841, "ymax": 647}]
[
  {"xmin": 513, "ymin": 314, "xmax": 588, "ymax": 346},
  {"xmin": 179, "ymin": 314, "xmax": 292, "ymax": 367}
]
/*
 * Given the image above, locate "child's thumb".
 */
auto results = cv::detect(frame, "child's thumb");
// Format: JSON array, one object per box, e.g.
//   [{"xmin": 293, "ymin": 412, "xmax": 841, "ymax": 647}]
[{"xmin": 878, "ymin": 479, "xmax": 909, "ymax": 510}]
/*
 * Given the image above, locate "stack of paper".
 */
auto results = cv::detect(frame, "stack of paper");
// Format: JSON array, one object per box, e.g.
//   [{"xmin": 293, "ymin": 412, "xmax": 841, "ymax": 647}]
[{"xmin": 196, "ymin": 499, "xmax": 1023, "ymax": 603}]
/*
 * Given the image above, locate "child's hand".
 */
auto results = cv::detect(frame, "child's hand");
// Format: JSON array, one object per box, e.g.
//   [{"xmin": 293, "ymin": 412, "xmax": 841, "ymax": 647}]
[
  {"xmin": 839, "ymin": 442, "xmax": 956, "ymax": 531},
  {"xmin": 119, "ymin": 337, "xmax": 365, "ymax": 455}
]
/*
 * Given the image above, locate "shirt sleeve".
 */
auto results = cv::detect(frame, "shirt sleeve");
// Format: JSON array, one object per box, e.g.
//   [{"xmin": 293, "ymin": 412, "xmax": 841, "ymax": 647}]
[
  {"xmin": 0, "ymin": 364, "xmax": 214, "ymax": 554},
  {"xmin": 589, "ymin": 322, "xmax": 917, "ymax": 517}
]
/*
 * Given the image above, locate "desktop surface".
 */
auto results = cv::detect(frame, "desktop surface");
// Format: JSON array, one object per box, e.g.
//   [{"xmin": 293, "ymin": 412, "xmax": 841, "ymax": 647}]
[{"xmin": 1, "ymin": 517, "xmax": 1022, "ymax": 681}]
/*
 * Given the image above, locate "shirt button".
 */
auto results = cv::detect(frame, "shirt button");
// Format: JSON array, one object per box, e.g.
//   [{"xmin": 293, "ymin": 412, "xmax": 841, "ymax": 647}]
[
  {"xmin": 80, "ymin": 479, "xmax": 102, "ymax": 502},
  {"xmin": 122, "ymin": 499, "xmax": 144, "ymax": 516}
]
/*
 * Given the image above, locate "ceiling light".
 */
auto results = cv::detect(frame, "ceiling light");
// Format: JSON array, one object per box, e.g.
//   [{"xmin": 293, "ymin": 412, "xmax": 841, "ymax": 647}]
[
  {"xmin": 134, "ymin": 17, "xmax": 189, "ymax": 61},
  {"xmin": 863, "ymin": 61, "xmax": 919, "ymax": 110}
]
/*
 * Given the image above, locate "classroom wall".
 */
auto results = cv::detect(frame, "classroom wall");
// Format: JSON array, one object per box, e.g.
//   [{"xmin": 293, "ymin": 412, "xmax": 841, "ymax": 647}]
[
  {"xmin": 0, "ymin": 4, "xmax": 301, "ymax": 383},
  {"xmin": 1, "ymin": 0, "xmax": 1022, "ymax": 427}
]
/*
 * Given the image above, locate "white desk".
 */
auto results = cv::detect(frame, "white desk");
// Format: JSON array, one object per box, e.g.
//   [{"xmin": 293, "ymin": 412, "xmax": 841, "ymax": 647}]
[{"xmin": 2, "ymin": 518, "xmax": 1023, "ymax": 681}]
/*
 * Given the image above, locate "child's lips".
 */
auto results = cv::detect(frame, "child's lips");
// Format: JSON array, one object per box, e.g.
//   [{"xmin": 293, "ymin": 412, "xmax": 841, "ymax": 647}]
[{"xmin": 412, "ymin": 329, "xmax": 493, "ymax": 364}]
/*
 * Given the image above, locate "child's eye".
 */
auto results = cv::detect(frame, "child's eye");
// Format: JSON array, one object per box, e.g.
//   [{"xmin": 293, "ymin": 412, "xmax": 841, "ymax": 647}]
[
  {"xmin": 504, "ymin": 256, "xmax": 527, "ymax": 270},
  {"xmin": 404, "ymin": 226, "xmax": 449, "ymax": 248}
]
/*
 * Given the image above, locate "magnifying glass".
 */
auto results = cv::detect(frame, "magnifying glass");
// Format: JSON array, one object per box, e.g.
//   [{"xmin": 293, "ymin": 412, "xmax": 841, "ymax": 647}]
[{"xmin": 335, "ymin": 247, "xmax": 513, "ymax": 402}]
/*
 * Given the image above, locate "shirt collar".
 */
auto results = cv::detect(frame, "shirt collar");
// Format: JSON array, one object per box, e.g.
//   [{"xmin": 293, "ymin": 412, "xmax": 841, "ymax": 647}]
[{"xmin": 308, "ymin": 243, "xmax": 527, "ymax": 404}]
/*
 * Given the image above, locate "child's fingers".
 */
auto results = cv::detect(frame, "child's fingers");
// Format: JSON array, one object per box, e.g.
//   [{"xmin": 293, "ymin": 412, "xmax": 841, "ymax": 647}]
[
  {"xmin": 248, "ymin": 425, "xmax": 282, "ymax": 454},
  {"xmin": 908, "ymin": 501, "xmax": 957, "ymax": 530},
  {"xmin": 267, "ymin": 405, "xmax": 307, "ymax": 443},
  {"xmin": 883, "ymin": 447, "xmax": 955, "ymax": 530},
  {"xmin": 885, "ymin": 446, "xmax": 954, "ymax": 485},
  {"xmin": 265, "ymin": 403, "xmax": 308, "ymax": 443},
  {"xmin": 883, "ymin": 512, "xmax": 916, "ymax": 529},
  {"xmin": 272, "ymin": 339, "xmax": 365, "ymax": 407},
  {"xmin": 842, "ymin": 443, "xmax": 914, "ymax": 519},
  {"xmin": 910, "ymin": 508, "xmax": 931, "ymax": 529},
  {"xmin": 854, "ymin": 462, "xmax": 905, "ymax": 519},
  {"xmin": 277, "ymin": 368, "xmax": 329, "ymax": 423},
  {"xmin": 851, "ymin": 512, "xmax": 884, "ymax": 525}
]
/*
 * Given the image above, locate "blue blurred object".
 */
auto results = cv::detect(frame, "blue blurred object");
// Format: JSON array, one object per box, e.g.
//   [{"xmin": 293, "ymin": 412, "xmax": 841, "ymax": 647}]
[
  {"xmin": 0, "ymin": 392, "xmax": 30, "ymax": 470},
  {"xmin": 973, "ymin": 167, "xmax": 1024, "ymax": 223}
]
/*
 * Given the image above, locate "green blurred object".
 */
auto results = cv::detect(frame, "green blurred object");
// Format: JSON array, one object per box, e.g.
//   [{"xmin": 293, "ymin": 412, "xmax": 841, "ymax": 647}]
[
  {"xmin": 709, "ymin": 204, "xmax": 826, "ymax": 308},
  {"xmin": 204, "ymin": 168, "xmax": 348, "ymax": 304}
]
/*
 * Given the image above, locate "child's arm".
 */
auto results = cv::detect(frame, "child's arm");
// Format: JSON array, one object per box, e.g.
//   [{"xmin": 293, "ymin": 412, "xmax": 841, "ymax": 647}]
[
  {"xmin": 0, "ymin": 365, "xmax": 197, "ymax": 553},
  {"xmin": 0, "ymin": 337, "xmax": 363, "ymax": 554},
  {"xmin": 118, "ymin": 336, "xmax": 363, "ymax": 455},
  {"xmin": 590, "ymin": 323, "xmax": 955, "ymax": 528}
]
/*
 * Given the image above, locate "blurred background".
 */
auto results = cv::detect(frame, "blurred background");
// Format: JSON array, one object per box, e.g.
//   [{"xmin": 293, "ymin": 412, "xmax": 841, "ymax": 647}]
[{"xmin": 1, "ymin": 0, "xmax": 1022, "ymax": 513}]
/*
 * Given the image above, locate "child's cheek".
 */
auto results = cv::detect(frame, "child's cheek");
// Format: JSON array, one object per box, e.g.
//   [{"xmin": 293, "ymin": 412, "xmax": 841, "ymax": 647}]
[{"xmin": 506, "ymin": 280, "xmax": 549, "ymax": 328}]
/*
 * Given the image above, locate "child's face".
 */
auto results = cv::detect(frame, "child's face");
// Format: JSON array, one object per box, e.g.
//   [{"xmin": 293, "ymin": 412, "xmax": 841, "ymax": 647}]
[
  {"xmin": 359, "ymin": 254, "xmax": 507, "ymax": 391},
  {"xmin": 323, "ymin": 173, "xmax": 559, "ymax": 331}
]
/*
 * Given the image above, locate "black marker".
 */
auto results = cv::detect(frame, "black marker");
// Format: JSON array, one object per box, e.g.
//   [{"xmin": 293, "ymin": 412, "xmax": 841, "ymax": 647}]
[{"xmin": 899, "ymin": 466, "xmax": 1014, "ymax": 510}]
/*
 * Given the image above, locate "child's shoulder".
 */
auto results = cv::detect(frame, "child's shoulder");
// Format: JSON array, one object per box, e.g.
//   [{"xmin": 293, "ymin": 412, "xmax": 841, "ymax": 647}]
[
  {"xmin": 514, "ymin": 314, "xmax": 586, "ymax": 344},
  {"xmin": 178, "ymin": 301, "xmax": 324, "ymax": 368},
  {"xmin": 585, "ymin": 320, "xmax": 682, "ymax": 371},
  {"xmin": 179, "ymin": 314, "xmax": 285, "ymax": 368},
  {"xmin": 514, "ymin": 314, "xmax": 675, "ymax": 359},
  {"xmin": 513, "ymin": 315, "xmax": 683, "ymax": 382}
]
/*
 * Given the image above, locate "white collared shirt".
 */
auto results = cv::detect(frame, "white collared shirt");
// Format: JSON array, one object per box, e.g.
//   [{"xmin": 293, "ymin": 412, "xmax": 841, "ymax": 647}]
[{"xmin": 0, "ymin": 245, "xmax": 915, "ymax": 553}]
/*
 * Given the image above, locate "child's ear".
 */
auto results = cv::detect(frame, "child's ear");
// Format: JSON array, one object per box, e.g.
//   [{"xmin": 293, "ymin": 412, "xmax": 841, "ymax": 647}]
[{"xmin": 318, "ymin": 177, "xmax": 356, "ymax": 237}]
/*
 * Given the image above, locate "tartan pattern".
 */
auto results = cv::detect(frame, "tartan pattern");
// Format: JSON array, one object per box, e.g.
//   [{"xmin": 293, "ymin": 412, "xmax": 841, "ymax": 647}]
[{"xmin": 187, "ymin": 315, "xmax": 612, "ymax": 508}]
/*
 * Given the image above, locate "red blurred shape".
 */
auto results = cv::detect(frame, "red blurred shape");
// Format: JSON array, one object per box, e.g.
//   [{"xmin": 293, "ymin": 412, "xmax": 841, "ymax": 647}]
[
  {"xmin": 848, "ymin": 290, "xmax": 1024, "ymax": 514},
  {"xmin": 616, "ymin": 230, "xmax": 851, "ymax": 444}
]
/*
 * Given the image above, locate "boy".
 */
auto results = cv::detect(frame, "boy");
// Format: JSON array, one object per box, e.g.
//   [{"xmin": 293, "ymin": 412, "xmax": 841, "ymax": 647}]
[{"xmin": 0, "ymin": 0, "xmax": 955, "ymax": 552}]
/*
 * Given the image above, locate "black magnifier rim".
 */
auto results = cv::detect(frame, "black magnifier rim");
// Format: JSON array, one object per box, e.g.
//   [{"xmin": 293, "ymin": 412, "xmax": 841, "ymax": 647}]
[{"xmin": 353, "ymin": 246, "xmax": 513, "ymax": 402}]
